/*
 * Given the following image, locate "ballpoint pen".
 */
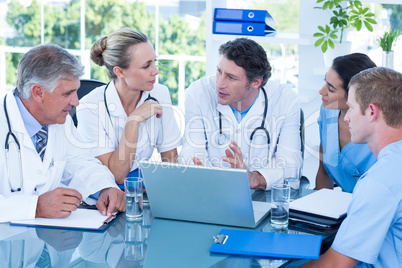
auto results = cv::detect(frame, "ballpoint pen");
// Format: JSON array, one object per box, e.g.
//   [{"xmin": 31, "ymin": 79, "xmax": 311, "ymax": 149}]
[
  {"xmin": 79, "ymin": 200, "xmax": 97, "ymax": 210},
  {"xmin": 103, "ymin": 212, "xmax": 118, "ymax": 225}
]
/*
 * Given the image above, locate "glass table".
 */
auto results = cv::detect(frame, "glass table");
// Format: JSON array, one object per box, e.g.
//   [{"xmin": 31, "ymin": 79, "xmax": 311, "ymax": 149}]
[{"xmin": 0, "ymin": 189, "xmax": 337, "ymax": 267}]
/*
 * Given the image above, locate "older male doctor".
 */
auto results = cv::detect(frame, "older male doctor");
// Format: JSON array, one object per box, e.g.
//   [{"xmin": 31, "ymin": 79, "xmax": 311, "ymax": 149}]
[
  {"xmin": 0, "ymin": 44, "xmax": 125, "ymax": 223},
  {"xmin": 180, "ymin": 38, "xmax": 302, "ymax": 190}
]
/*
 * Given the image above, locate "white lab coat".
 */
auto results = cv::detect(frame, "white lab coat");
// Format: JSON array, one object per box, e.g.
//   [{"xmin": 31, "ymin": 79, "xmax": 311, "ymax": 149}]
[
  {"xmin": 179, "ymin": 76, "xmax": 302, "ymax": 190},
  {"xmin": 76, "ymin": 81, "xmax": 181, "ymax": 171},
  {"xmin": 0, "ymin": 91, "xmax": 118, "ymax": 223}
]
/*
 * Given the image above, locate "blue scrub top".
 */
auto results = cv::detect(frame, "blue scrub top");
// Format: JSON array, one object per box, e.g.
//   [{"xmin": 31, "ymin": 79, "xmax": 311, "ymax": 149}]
[
  {"xmin": 91, "ymin": 168, "xmax": 142, "ymax": 199},
  {"xmin": 117, "ymin": 168, "xmax": 142, "ymax": 190},
  {"xmin": 332, "ymin": 140, "xmax": 402, "ymax": 266},
  {"xmin": 317, "ymin": 106, "xmax": 376, "ymax": 193}
]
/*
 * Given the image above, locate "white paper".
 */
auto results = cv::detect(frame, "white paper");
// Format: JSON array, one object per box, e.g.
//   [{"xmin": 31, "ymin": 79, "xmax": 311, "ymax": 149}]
[
  {"xmin": 289, "ymin": 189, "xmax": 352, "ymax": 219},
  {"xmin": 10, "ymin": 209, "xmax": 108, "ymax": 230}
]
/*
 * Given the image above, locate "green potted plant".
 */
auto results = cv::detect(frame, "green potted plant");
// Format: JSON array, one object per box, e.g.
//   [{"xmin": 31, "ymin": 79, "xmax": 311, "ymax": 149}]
[
  {"xmin": 378, "ymin": 29, "xmax": 399, "ymax": 69},
  {"xmin": 313, "ymin": 0, "xmax": 377, "ymax": 55}
]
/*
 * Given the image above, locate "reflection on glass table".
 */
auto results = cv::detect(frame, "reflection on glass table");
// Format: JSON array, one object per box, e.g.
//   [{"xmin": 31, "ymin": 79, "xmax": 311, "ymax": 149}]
[
  {"xmin": 0, "ymin": 225, "xmax": 82, "ymax": 267},
  {"xmin": 0, "ymin": 189, "xmax": 337, "ymax": 268}
]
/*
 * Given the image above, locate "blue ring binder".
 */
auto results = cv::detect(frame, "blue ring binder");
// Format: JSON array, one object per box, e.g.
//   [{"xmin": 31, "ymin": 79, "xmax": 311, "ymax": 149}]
[{"xmin": 213, "ymin": 8, "xmax": 277, "ymax": 37}]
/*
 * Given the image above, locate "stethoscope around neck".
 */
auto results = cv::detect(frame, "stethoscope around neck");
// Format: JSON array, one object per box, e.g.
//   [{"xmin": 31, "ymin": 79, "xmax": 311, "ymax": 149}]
[
  {"xmin": 3, "ymin": 95, "xmax": 23, "ymax": 192},
  {"xmin": 4, "ymin": 94, "xmax": 51, "ymax": 194},
  {"xmin": 103, "ymin": 81, "xmax": 162, "ymax": 147},
  {"xmin": 216, "ymin": 87, "xmax": 270, "ymax": 149}
]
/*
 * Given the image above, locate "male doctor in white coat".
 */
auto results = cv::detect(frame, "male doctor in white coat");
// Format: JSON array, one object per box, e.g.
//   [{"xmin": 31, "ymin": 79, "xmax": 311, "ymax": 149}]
[
  {"xmin": 180, "ymin": 38, "xmax": 302, "ymax": 190},
  {"xmin": 0, "ymin": 44, "xmax": 125, "ymax": 223}
]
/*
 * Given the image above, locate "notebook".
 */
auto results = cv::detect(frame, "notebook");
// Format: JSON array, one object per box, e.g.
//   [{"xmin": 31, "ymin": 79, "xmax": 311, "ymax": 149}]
[
  {"xmin": 139, "ymin": 161, "xmax": 271, "ymax": 228},
  {"xmin": 289, "ymin": 189, "xmax": 353, "ymax": 229},
  {"xmin": 10, "ymin": 209, "xmax": 121, "ymax": 231}
]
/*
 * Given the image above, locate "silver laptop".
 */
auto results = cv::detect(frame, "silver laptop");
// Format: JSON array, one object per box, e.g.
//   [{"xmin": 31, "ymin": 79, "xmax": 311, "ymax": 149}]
[{"xmin": 139, "ymin": 161, "xmax": 271, "ymax": 228}]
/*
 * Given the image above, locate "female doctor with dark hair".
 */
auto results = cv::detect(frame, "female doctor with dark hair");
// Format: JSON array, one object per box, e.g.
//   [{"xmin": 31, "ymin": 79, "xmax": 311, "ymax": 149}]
[
  {"xmin": 76, "ymin": 28, "xmax": 181, "ymax": 188},
  {"xmin": 315, "ymin": 53, "xmax": 377, "ymax": 193}
]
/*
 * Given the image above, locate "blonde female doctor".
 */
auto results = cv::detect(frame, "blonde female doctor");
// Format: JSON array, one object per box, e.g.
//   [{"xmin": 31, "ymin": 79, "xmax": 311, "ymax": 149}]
[{"xmin": 77, "ymin": 28, "xmax": 181, "ymax": 188}]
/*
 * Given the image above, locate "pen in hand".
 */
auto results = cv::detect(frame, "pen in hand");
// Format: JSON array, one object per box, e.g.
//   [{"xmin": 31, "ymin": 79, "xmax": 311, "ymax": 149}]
[{"xmin": 103, "ymin": 212, "xmax": 118, "ymax": 225}]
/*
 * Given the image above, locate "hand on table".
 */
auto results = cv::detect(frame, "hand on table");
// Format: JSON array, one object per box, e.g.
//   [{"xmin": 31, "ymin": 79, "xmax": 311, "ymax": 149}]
[
  {"xmin": 97, "ymin": 188, "xmax": 125, "ymax": 216},
  {"xmin": 36, "ymin": 187, "xmax": 82, "ymax": 218}
]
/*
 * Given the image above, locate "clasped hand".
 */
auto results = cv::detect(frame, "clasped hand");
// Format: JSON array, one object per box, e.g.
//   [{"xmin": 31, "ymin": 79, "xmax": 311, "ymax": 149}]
[{"xmin": 128, "ymin": 100, "xmax": 162, "ymax": 124}]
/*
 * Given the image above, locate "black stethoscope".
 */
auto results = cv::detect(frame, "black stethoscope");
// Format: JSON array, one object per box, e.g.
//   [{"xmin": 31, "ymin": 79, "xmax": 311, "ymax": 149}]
[
  {"xmin": 216, "ymin": 87, "xmax": 270, "ymax": 148},
  {"xmin": 103, "ymin": 81, "xmax": 162, "ymax": 147},
  {"xmin": 3, "ymin": 95, "xmax": 23, "ymax": 192}
]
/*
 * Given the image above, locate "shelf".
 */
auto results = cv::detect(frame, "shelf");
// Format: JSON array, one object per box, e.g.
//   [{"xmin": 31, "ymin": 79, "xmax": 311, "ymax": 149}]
[
  {"xmin": 211, "ymin": 33, "xmax": 313, "ymax": 46},
  {"xmin": 361, "ymin": 0, "xmax": 401, "ymax": 4}
]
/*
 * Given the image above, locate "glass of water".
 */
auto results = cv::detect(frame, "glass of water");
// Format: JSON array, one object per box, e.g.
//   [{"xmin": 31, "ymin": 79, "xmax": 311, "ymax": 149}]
[
  {"xmin": 283, "ymin": 164, "xmax": 302, "ymax": 201},
  {"xmin": 271, "ymin": 183, "xmax": 291, "ymax": 230},
  {"xmin": 124, "ymin": 177, "xmax": 144, "ymax": 220}
]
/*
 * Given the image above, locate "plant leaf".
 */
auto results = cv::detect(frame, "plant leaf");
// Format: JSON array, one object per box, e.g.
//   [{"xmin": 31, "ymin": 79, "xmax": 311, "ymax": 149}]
[
  {"xmin": 355, "ymin": 20, "xmax": 362, "ymax": 31},
  {"xmin": 350, "ymin": 10, "xmax": 359, "ymax": 15},
  {"xmin": 315, "ymin": 38, "xmax": 325, "ymax": 47},
  {"xmin": 364, "ymin": 21, "xmax": 373, "ymax": 32},
  {"xmin": 313, "ymin": 32, "xmax": 324, "ymax": 37},
  {"xmin": 318, "ymin": 25, "xmax": 325, "ymax": 32},
  {"xmin": 330, "ymin": 33, "xmax": 338, "ymax": 39},
  {"xmin": 354, "ymin": 1, "xmax": 362, "ymax": 7},
  {"xmin": 366, "ymin": 18, "xmax": 377, "ymax": 24},
  {"xmin": 349, "ymin": 15, "xmax": 358, "ymax": 20},
  {"xmin": 322, "ymin": 41, "xmax": 328, "ymax": 53},
  {"xmin": 328, "ymin": 39, "xmax": 335, "ymax": 49}
]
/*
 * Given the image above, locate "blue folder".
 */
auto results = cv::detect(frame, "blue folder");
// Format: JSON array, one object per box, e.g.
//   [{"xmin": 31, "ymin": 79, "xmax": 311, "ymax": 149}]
[
  {"xmin": 210, "ymin": 229, "xmax": 322, "ymax": 260},
  {"xmin": 214, "ymin": 8, "xmax": 277, "ymax": 26},
  {"xmin": 213, "ymin": 21, "xmax": 276, "ymax": 36}
]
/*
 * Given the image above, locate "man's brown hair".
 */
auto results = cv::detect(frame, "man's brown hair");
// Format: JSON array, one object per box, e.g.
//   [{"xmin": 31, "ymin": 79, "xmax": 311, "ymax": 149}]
[{"xmin": 350, "ymin": 67, "xmax": 402, "ymax": 128}]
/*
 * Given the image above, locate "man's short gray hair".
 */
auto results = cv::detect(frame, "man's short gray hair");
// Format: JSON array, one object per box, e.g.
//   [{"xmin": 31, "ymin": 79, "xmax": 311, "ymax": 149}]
[{"xmin": 16, "ymin": 44, "xmax": 84, "ymax": 100}]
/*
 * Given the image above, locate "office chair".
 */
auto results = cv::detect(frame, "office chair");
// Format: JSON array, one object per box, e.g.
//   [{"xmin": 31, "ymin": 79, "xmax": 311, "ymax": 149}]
[
  {"xmin": 70, "ymin": 79, "xmax": 107, "ymax": 127},
  {"xmin": 299, "ymin": 108, "xmax": 310, "ymax": 189}
]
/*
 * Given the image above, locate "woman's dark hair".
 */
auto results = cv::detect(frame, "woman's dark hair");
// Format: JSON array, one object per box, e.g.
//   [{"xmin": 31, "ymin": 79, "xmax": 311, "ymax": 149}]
[{"xmin": 332, "ymin": 53, "xmax": 376, "ymax": 95}]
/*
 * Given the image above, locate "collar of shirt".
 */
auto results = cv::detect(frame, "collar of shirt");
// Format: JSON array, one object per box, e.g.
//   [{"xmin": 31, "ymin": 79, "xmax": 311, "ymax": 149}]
[
  {"xmin": 14, "ymin": 94, "xmax": 45, "ymax": 146},
  {"xmin": 14, "ymin": 94, "xmax": 43, "ymax": 137},
  {"xmin": 106, "ymin": 80, "xmax": 151, "ymax": 118},
  {"xmin": 105, "ymin": 80, "xmax": 127, "ymax": 119},
  {"xmin": 229, "ymin": 89, "xmax": 260, "ymax": 123}
]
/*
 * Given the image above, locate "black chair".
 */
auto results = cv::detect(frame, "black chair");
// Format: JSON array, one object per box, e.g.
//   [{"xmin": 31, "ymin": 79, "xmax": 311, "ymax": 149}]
[
  {"xmin": 70, "ymin": 79, "xmax": 107, "ymax": 127},
  {"xmin": 300, "ymin": 108, "xmax": 305, "ymax": 159},
  {"xmin": 299, "ymin": 108, "xmax": 310, "ymax": 189}
]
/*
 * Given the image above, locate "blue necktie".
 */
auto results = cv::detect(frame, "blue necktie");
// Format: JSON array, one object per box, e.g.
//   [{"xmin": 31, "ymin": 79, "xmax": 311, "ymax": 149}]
[
  {"xmin": 35, "ymin": 244, "xmax": 51, "ymax": 268},
  {"xmin": 36, "ymin": 126, "xmax": 48, "ymax": 161}
]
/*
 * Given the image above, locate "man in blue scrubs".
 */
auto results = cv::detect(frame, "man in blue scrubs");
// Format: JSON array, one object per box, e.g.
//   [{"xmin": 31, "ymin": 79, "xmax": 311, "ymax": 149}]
[{"xmin": 303, "ymin": 67, "xmax": 402, "ymax": 267}]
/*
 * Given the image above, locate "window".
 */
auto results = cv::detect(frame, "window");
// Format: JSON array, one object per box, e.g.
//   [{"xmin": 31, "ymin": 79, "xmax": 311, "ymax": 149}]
[{"xmin": 0, "ymin": 0, "xmax": 207, "ymax": 107}]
